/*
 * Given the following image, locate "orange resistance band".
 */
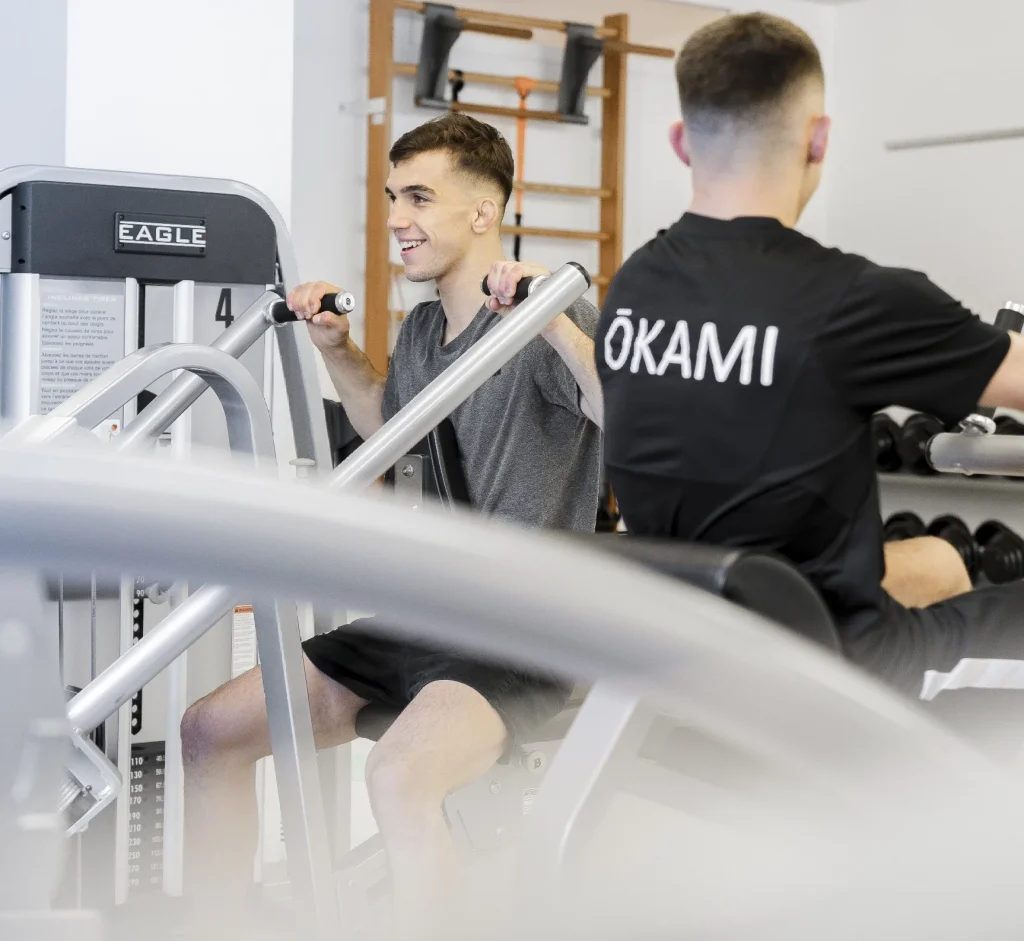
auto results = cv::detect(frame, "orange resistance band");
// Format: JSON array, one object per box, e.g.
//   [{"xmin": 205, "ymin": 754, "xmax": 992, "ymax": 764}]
[{"xmin": 513, "ymin": 76, "xmax": 536, "ymax": 260}]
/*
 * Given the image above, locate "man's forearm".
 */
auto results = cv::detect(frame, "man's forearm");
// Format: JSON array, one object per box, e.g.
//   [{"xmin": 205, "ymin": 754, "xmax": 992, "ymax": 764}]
[
  {"xmin": 543, "ymin": 313, "xmax": 604, "ymax": 427},
  {"xmin": 321, "ymin": 340, "xmax": 386, "ymax": 440}
]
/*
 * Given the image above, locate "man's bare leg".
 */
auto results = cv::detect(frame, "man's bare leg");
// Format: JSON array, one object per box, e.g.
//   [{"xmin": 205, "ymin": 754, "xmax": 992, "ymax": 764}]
[
  {"xmin": 180, "ymin": 654, "xmax": 367, "ymax": 929},
  {"xmin": 365, "ymin": 680, "xmax": 507, "ymax": 940},
  {"xmin": 883, "ymin": 535, "xmax": 973, "ymax": 608}
]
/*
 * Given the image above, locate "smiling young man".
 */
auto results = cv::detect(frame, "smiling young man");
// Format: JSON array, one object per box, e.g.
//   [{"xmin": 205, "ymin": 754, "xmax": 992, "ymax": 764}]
[
  {"xmin": 179, "ymin": 113, "xmax": 601, "ymax": 937},
  {"xmin": 598, "ymin": 14, "xmax": 1024, "ymax": 704}
]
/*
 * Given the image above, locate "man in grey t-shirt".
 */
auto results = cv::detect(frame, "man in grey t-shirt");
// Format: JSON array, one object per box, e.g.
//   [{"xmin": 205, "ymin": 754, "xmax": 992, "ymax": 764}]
[{"xmin": 179, "ymin": 113, "xmax": 602, "ymax": 935}]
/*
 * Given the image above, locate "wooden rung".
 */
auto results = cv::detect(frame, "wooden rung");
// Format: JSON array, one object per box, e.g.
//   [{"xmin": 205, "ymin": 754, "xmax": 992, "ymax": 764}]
[
  {"xmin": 462, "ymin": 22, "xmax": 532, "ymax": 40},
  {"xmin": 433, "ymin": 101, "xmax": 566, "ymax": 123},
  {"xmin": 604, "ymin": 39, "xmax": 676, "ymax": 59},
  {"xmin": 516, "ymin": 181, "xmax": 613, "ymax": 199},
  {"xmin": 394, "ymin": 0, "xmax": 620, "ymax": 38},
  {"xmin": 393, "ymin": 62, "xmax": 610, "ymax": 99},
  {"xmin": 501, "ymin": 225, "xmax": 610, "ymax": 242}
]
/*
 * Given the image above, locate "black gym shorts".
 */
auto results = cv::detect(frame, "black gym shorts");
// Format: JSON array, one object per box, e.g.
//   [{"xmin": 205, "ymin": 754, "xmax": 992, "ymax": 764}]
[
  {"xmin": 302, "ymin": 618, "xmax": 572, "ymax": 748},
  {"xmin": 844, "ymin": 581, "xmax": 1024, "ymax": 697}
]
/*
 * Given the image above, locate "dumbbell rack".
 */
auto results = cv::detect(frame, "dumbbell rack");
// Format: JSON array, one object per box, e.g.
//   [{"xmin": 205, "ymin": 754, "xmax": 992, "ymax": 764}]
[
  {"xmin": 880, "ymin": 302, "xmax": 1024, "ymax": 585},
  {"xmin": 880, "ymin": 473, "xmax": 1024, "ymax": 546}
]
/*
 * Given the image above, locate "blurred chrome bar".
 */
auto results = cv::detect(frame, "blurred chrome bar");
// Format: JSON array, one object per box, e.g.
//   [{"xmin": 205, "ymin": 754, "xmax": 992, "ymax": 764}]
[
  {"xmin": 928, "ymin": 431, "xmax": 1024, "ymax": 477},
  {"xmin": 22, "ymin": 446, "xmax": 999, "ymax": 789},
  {"xmin": 330, "ymin": 262, "xmax": 590, "ymax": 490}
]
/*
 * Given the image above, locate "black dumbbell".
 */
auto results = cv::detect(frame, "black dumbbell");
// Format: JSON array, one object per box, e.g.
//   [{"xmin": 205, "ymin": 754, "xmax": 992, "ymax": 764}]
[
  {"xmin": 883, "ymin": 511, "xmax": 926, "ymax": 542},
  {"xmin": 871, "ymin": 413, "xmax": 902, "ymax": 472},
  {"xmin": 898, "ymin": 413, "xmax": 945, "ymax": 475},
  {"xmin": 926, "ymin": 515, "xmax": 981, "ymax": 582},
  {"xmin": 976, "ymin": 520, "xmax": 1024, "ymax": 584}
]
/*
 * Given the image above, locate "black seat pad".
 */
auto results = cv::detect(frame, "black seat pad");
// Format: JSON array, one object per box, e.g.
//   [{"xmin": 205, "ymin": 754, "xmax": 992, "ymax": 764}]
[{"xmin": 583, "ymin": 535, "xmax": 841, "ymax": 653}]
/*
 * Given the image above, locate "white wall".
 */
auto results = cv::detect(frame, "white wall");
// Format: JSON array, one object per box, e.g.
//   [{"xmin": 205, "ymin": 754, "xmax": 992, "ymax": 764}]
[
  {"xmin": 827, "ymin": 0, "xmax": 1024, "ymax": 319},
  {"xmin": 65, "ymin": 0, "xmax": 295, "ymax": 222},
  {"xmin": 291, "ymin": 0, "xmax": 369, "ymax": 350},
  {"xmin": 64, "ymin": 0, "xmax": 301, "ymax": 466},
  {"xmin": 0, "ymin": 0, "xmax": 67, "ymax": 169}
]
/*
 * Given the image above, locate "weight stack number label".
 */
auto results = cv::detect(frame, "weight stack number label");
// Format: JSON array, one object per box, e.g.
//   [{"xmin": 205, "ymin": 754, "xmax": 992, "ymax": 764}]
[{"xmin": 127, "ymin": 741, "xmax": 165, "ymax": 896}]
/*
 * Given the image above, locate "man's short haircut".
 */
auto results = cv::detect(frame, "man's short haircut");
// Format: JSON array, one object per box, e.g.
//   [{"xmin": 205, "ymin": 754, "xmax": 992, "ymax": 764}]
[
  {"xmin": 675, "ymin": 13, "xmax": 823, "ymax": 141},
  {"xmin": 389, "ymin": 113, "xmax": 514, "ymax": 207}
]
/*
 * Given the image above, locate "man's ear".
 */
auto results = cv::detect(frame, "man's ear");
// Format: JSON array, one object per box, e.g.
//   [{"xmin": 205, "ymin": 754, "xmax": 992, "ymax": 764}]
[
  {"xmin": 808, "ymin": 115, "xmax": 831, "ymax": 165},
  {"xmin": 669, "ymin": 120, "xmax": 692, "ymax": 167},
  {"xmin": 473, "ymin": 197, "xmax": 501, "ymax": 233}
]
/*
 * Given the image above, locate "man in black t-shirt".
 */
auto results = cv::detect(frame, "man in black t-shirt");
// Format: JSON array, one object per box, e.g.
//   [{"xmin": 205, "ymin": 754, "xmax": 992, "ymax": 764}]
[{"xmin": 598, "ymin": 13, "xmax": 1024, "ymax": 699}]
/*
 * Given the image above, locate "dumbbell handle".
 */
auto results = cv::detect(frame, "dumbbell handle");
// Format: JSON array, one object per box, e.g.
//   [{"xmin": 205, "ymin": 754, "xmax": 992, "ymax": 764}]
[
  {"xmin": 270, "ymin": 291, "xmax": 356, "ymax": 324},
  {"xmin": 480, "ymin": 274, "xmax": 545, "ymax": 303}
]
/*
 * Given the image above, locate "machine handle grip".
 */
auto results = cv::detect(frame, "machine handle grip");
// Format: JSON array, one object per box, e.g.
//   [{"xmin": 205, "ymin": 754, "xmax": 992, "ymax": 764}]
[
  {"xmin": 995, "ymin": 303, "xmax": 1024, "ymax": 334},
  {"xmin": 480, "ymin": 275, "xmax": 537, "ymax": 303},
  {"xmin": 480, "ymin": 262, "xmax": 590, "ymax": 302},
  {"xmin": 270, "ymin": 292, "xmax": 356, "ymax": 324}
]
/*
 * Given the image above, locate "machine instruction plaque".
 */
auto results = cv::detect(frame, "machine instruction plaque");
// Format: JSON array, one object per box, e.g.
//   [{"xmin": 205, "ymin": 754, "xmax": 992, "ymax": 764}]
[{"xmin": 39, "ymin": 281, "xmax": 125, "ymax": 414}]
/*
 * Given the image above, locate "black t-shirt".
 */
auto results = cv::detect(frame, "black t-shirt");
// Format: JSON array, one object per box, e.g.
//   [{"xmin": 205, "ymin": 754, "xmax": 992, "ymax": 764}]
[{"xmin": 597, "ymin": 213, "xmax": 1010, "ymax": 640}]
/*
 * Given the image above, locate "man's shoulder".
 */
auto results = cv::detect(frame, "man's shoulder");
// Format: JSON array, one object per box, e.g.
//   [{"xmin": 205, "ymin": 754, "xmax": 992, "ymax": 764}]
[{"xmin": 836, "ymin": 256, "xmax": 954, "ymax": 312}]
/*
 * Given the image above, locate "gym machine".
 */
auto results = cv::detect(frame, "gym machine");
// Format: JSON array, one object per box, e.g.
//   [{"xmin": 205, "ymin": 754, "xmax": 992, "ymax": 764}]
[
  {"xmin": 0, "ymin": 192, "xmax": 592, "ymax": 939},
  {"xmin": 4, "ymin": 443, "xmax": 1024, "ymax": 939}
]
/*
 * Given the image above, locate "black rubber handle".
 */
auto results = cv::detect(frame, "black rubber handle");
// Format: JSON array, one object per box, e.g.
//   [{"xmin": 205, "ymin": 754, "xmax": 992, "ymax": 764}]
[
  {"xmin": 271, "ymin": 292, "xmax": 355, "ymax": 324},
  {"xmin": 995, "ymin": 306, "xmax": 1024, "ymax": 334},
  {"xmin": 480, "ymin": 275, "xmax": 536, "ymax": 303},
  {"xmin": 480, "ymin": 263, "xmax": 592, "ymax": 302}
]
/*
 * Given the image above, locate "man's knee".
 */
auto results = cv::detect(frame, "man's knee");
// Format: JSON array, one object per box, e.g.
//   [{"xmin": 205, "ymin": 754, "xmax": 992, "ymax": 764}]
[
  {"xmin": 365, "ymin": 746, "xmax": 443, "ymax": 821},
  {"xmin": 884, "ymin": 535, "xmax": 973, "ymax": 608},
  {"xmin": 180, "ymin": 682, "xmax": 267, "ymax": 771},
  {"xmin": 180, "ymin": 700, "xmax": 217, "ymax": 769}
]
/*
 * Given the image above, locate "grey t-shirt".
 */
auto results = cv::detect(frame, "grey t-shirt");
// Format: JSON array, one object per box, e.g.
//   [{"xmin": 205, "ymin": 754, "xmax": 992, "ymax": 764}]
[{"xmin": 382, "ymin": 298, "xmax": 602, "ymax": 532}]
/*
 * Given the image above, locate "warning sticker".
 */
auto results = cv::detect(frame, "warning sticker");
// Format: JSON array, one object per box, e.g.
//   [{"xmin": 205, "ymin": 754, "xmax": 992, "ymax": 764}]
[
  {"xmin": 231, "ymin": 605, "xmax": 257, "ymax": 678},
  {"xmin": 523, "ymin": 787, "xmax": 538, "ymax": 816}
]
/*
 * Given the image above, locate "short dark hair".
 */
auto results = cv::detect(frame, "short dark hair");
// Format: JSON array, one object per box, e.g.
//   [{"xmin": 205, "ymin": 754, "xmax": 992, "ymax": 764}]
[
  {"xmin": 389, "ymin": 113, "xmax": 514, "ymax": 208},
  {"xmin": 675, "ymin": 13, "xmax": 823, "ymax": 137}
]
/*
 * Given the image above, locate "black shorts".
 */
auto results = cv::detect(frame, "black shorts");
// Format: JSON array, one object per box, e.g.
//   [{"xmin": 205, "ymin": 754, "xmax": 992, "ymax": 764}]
[
  {"xmin": 302, "ymin": 618, "xmax": 572, "ymax": 748},
  {"xmin": 844, "ymin": 581, "xmax": 1024, "ymax": 698}
]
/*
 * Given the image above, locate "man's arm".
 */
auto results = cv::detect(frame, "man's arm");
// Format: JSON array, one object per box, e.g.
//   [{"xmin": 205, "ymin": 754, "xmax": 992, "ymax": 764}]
[
  {"xmin": 541, "ymin": 313, "xmax": 603, "ymax": 427},
  {"xmin": 319, "ymin": 342, "xmax": 386, "ymax": 440},
  {"xmin": 820, "ymin": 264, "xmax": 1012, "ymax": 424},
  {"xmin": 286, "ymin": 280, "xmax": 385, "ymax": 440},
  {"xmin": 485, "ymin": 261, "xmax": 604, "ymax": 427}
]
